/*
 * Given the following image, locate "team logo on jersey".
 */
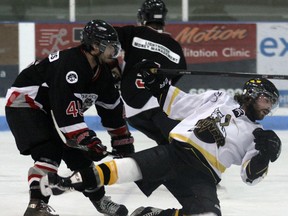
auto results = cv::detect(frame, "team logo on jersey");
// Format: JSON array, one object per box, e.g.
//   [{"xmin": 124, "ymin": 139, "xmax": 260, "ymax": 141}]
[
  {"xmin": 66, "ymin": 71, "xmax": 78, "ymax": 84},
  {"xmin": 211, "ymin": 91, "xmax": 223, "ymax": 102},
  {"xmin": 74, "ymin": 93, "xmax": 98, "ymax": 110},
  {"xmin": 193, "ymin": 108, "xmax": 231, "ymax": 147},
  {"xmin": 232, "ymin": 108, "xmax": 245, "ymax": 118},
  {"xmin": 48, "ymin": 51, "xmax": 60, "ymax": 62}
]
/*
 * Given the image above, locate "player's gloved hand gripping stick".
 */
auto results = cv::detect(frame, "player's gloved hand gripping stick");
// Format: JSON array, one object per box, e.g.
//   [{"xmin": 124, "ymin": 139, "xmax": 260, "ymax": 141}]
[
  {"xmin": 51, "ymin": 110, "xmax": 119, "ymax": 159},
  {"xmin": 135, "ymin": 59, "xmax": 170, "ymax": 97}
]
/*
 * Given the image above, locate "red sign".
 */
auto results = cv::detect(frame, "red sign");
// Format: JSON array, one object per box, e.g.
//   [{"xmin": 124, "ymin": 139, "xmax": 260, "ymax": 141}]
[
  {"xmin": 35, "ymin": 23, "xmax": 256, "ymax": 64},
  {"xmin": 166, "ymin": 23, "xmax": 256, "ymax": 64},
  {"xmin": 35, "ymin": 23, "xmax": 83, "ymax": 59}
]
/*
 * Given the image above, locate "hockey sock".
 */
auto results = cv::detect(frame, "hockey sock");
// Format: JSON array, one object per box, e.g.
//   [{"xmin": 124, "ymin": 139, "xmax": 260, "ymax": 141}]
[
  {"xmin": 85, "ymin": 186, "xmax": 105, "ymax": 201},
  {"xmin": 95, "ymin": 160, "xmax": 118, "ymax": 186},
  {"xmin": 67, "ymin": 161, "xmax": 118, "ymax": 190},
  {"xmin": 28, "ymin": 160, "xmax": 58, "ymax": 202}
]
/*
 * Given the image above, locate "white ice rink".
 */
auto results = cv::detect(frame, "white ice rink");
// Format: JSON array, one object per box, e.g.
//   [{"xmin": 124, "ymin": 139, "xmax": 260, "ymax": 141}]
[{"xmin": 1, "ymin": 130, "xmax": 288, "ymax": 216}]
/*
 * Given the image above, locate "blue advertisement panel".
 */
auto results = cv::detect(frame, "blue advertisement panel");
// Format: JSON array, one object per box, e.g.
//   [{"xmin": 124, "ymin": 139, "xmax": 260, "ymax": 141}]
[{"xmin": 0, "ymin": 65, "xmax": 18, "ymax": 97}]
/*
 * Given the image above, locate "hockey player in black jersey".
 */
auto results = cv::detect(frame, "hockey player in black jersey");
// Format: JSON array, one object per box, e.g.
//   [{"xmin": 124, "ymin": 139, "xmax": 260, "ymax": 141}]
[
  {"xmin": 5, "ymin": 20, "xmax": 133, "ymax": 216},
  {"xmin": 41, "ymin": 63, "xmax": 281, "ymax": 216},
  {"xmin": 113, "ymin": 0, "xmax": 187, "ymax": 148}
]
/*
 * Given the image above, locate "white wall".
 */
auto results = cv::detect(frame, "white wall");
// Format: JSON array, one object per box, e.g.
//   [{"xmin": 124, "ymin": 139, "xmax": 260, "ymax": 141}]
[{"xmin": 19, "ymin": 23, "xmax": 35, "ymax": 72}]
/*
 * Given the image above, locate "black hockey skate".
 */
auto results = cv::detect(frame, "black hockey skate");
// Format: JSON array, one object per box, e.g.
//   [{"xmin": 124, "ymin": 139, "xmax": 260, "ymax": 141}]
[
  {"xmin": 130, "ymin": 207, "xmax": 163, "ymax": 216},
  {"xmin": 92, "ymin": 196, "xmax": 128, "ymax": 216},
  {"xmin": 40, "ymin": 172, "xmax": 76, "ymax": 196},
  {"xmin": 23, "ymin": 199, "xmax": 59, "ymax": 216}
]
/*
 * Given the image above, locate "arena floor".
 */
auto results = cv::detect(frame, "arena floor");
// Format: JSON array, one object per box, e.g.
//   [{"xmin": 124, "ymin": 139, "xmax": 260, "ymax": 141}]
[{"xmin": 1, "ymin": 130, "xmax": 287, "ymax": 216}]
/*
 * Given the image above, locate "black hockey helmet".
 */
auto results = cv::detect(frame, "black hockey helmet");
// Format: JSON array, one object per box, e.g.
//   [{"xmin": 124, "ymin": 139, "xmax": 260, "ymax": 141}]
[
  {"xmin": 242, "ymin": 78, "xmax": 279, "ymax": 109},
  {"xmin": 81, "ymin": 19, "xmax": 121, "ymax": 58},
  {"xmin": 137, "ymin": 0, "xmax": 168, "ymax": 26}
]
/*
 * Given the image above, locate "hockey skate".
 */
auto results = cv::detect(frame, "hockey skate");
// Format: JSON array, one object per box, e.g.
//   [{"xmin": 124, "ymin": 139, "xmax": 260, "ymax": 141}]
[
  {"xmin": 92, "ymin": 196, "xmax": 128, "ymax": 216},
  {"xmin": 130, "ymin": 207, "xmax": 163, "ymax": 216},
  {"xmin": 23, "ymin": 199, "xmax": 59, "ymax": 216}
]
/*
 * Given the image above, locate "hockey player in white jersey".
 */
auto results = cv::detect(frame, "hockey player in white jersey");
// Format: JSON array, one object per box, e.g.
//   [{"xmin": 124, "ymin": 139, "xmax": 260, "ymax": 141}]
[{"xmin": 40, "ymin": 61, "xmax": 281, "ymax": 216}]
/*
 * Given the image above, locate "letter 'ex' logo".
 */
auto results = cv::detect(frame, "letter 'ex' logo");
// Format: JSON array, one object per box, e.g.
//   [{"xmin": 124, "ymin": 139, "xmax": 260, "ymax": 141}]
[{"xmin": 232, "ymin": 108, "xmax": 245, "ymax": 118}]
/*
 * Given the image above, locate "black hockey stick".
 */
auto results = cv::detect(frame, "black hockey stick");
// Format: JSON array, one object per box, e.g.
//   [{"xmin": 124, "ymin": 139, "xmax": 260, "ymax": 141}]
[
  {"xmin": 157, "ymin": 69, "xmax": 288, "ymax": 80},
  {"xmin": 50, "ymin": 110, "xmax": 118, "ymax": 157}
]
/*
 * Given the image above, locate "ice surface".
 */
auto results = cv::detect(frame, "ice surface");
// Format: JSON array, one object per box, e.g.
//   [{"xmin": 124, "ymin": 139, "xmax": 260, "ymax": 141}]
[{"xmin": 1, "ymin": 131, "xmax": 287, "ymax": 216}]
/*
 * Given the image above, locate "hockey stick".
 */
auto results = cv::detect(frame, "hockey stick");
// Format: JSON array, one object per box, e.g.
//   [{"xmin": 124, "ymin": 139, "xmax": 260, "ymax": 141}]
[
  {"xmin": 40, "ymin": 111, "xmax": 119, "ymax": 197},
  {"xmin": 50, "ymin": 110, "xmax": 118, "ymax": 157},
  {"xmin": 157, "ymin": 69, "xmax": 288, "ymax": 80}
]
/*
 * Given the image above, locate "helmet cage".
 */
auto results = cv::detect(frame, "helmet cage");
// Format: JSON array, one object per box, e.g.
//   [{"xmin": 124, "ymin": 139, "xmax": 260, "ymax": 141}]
[
  {"xmin": 243, "ymin": 85, "xmax": 279, "ymax": 112},
  {"xmin": 98, "ymin": 40, "xmax": 121, "ymax": 58}
]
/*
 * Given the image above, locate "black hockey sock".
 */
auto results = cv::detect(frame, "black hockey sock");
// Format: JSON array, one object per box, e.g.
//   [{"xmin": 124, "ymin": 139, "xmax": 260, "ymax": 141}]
[
  {"xmin": 30, "ymin": 184, "xmax": 50, "ymax": 203},
  {"xmin": 84, "ymin": 186, "xmax": 105, "ymax": 201},
  {"xmin": 159, "ymin": 208, "xmax": 179, "ymax": 216}
]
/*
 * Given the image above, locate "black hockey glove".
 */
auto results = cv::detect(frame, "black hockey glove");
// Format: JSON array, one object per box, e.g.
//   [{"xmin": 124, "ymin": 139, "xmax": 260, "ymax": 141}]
[
  {"xmin": 111, "ymin": 134, "xmax": 135, "ymax": 158},
  {"xmin": 134, "ymin": 60, "xmax": 170, "ymax": 97},
  {"xmin": 75, "ymin": 130, "xmax": 108, "ymax": 161},
  {"xmin": 253, "ymin": 128, "xmax": 281, "ymax": 162}
]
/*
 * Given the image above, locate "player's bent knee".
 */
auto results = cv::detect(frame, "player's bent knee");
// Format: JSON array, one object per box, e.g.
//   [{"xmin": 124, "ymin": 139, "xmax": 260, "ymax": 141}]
[{"xmin": 28, "ymin": 160, "xmax": 58, "ymax": 185}]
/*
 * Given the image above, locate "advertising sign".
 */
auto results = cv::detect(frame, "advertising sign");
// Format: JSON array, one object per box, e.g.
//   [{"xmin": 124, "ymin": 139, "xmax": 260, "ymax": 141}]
[
  {"xmin": 35, "ymin": 23, "xmax": 256, "ymax": 66},
  {"xmin": 257, "ymin": 23, "xmax": 288, "ymax": 91},
  {"xmin": 0, "ymin": 24, "xmax": 18, "ymax": 65},
  {"xmin": 0, "ymin": 23, "xmax": 19, "ymax": 97},
  {"xmin": 167, "ymin": 23, "xmax": 257, "ymax": 92},
  {"xmin": 257, "ymin": 23, "xmax": 288, "ymax": 107},
  {"xmin": 167, "ymin": 23, "xmax": 256, "ymax": 65},
  {"xmin": 0, "ymin": 65, "xmax": 18, "ymax": 97},
  {"xmin": 257, "ymin": 23, "xmax": 288, "ymax": 75},
  {"xmin": 35, "ymin": 23, "xmax": 83, "ymax": 59}
]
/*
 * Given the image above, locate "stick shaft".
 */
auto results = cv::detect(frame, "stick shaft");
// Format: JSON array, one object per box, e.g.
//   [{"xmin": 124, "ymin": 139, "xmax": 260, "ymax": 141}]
[{"xmin": 158, "ymin": 69, "xmax": 288, "ymax": 80}]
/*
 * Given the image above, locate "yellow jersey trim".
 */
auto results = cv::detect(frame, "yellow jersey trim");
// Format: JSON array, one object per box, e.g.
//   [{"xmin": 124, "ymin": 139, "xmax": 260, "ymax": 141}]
[
  {"xmin": 170, "ymin": 133, "xmax": 226, "ymax": 173},
  {"xmin": 166, "ymin": 87, "xmax": 180, "ymax": 116}
]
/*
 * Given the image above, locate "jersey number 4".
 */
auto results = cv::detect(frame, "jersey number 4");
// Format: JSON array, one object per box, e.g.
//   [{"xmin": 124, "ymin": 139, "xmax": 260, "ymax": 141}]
[{"xmin": 66, "ymin": 101, "xmax": 83, "ymax": 117}]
